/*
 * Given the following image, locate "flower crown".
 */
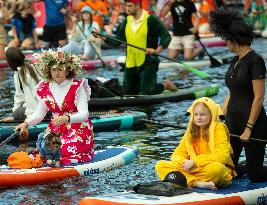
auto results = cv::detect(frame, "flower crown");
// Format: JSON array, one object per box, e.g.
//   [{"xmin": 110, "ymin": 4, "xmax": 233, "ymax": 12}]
[{"xmin": 33, "ymin": 50, "xmax": 82, "ymax": 81}]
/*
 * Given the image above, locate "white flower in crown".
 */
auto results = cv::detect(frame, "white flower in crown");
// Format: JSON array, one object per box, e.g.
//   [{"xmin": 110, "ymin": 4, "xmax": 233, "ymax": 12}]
[{"xmin": 33, "ymin": 49, "xmax": 82, "ymax": 81}]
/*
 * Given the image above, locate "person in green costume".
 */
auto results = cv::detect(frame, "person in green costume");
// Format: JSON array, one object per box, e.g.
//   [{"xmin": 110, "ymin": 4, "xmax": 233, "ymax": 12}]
[{"xmin": 95, "ymin": 0, "xmax": 177, "ymax": 95}]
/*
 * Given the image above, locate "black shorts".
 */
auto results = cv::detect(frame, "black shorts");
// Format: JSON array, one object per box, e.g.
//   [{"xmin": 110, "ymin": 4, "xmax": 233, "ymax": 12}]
[{"xmin": 43, "ymin": 24, "xmax": 67, "ymax": 42}]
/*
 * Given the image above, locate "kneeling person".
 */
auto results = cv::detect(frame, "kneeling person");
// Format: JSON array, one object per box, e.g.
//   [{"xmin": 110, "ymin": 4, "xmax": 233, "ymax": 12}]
[{"xmin": 95, "ymin": 0, "xmax": 177, "ymax": 95}]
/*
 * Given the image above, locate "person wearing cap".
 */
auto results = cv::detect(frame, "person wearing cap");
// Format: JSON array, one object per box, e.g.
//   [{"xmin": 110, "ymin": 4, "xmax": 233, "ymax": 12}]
[
  {"xmin": 77, "ymin": 0, "xmax": 109, "ymax": 30},
  {"xmin": 59, "ymin": 6, "xmax": 101, "ymax": 60},
  {"xmin": 210, "ymin": 9, "xmax": 267, "ymax": 182},
  {"xmin": 155, "ymin": 97, "xmax": 236, "ymax": 190},
  {"xmin": 95, "ymin": 0, "xmax": 177, "ymax": 95}
]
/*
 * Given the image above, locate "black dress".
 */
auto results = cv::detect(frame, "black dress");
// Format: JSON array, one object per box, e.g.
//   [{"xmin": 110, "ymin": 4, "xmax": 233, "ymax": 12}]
[{"xmin": 225, "ymin": 50, "xmax": 267, "ymax": 182}]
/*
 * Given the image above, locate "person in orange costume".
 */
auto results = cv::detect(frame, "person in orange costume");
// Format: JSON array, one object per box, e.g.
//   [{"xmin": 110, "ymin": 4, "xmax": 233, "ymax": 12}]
[
  {"xmin": 193, "ymin": 0, "xmax": 211, "ymax": 34},
  {"xmin": 155, "ymin": 97, "xmax": 236, "ymax": 190},
  {"xmin": 77, "ymin": 0, "xmax": 109, "ymax": 29}
]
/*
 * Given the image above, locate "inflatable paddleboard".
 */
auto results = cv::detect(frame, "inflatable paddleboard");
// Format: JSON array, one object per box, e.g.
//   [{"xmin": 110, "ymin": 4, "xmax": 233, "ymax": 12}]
[
  {"xmin": 79, "ymin": 176, "xmax": 267, "ymax": 205},
  {"xmin": 0, "ymin": 111, "xmax": 147, "ymax": 143},
  {"xmin": 0, "ymin": 146, "xmax": 138, "ymax": 188},
  {"xmin": 88, "ymin": 84, "xmax": 219, "ymax": 108}
]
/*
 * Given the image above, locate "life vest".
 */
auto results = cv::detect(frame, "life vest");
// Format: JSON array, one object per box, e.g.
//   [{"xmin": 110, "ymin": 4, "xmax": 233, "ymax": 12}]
[{"xmin": 125, "ymin": 11, "xmax": 149, "ymax": 68}]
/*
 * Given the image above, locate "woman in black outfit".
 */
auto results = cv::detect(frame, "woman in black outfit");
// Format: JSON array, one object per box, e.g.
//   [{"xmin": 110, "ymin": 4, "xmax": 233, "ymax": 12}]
[{"xmin": 210, "ymin": 9, "xmax": 267, "ymax": 182}]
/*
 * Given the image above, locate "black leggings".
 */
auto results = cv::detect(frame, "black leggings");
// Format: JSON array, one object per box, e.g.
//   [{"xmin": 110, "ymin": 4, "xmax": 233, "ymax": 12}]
[{"xmin": 231, "ymin": 137, "xmax": 267, "ymax": 182}]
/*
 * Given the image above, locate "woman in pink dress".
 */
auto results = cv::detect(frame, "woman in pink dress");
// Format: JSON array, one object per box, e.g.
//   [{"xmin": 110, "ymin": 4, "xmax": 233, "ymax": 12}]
[{"xmin": 16, "ymin": 50, "xmax": 94, "ymax": 165}]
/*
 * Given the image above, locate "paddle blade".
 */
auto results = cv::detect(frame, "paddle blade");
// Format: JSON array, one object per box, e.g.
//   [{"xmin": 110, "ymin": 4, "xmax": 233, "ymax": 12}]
[
  {"xmin": 196, "ymin": 37, "xmax": 223, "ymax": 68},
  {"xmin": 209, "ymin": 55, "xmax": 223, "ymax": 67},
  {"xmin": 180, "ymin": 62, "xmax": 210, "ymax": 78}
]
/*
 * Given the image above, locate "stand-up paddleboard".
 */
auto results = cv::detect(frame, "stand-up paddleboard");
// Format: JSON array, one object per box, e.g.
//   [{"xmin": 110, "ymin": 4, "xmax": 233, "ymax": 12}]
[
  {"xmin": 0, "ymin": 111, "xmax": 147, "ymax": 143},
  {"xmin": 0, "ymin": 146, "xmax": 138, "ymax": 188},
  {"xmin": 79, "ymin": 176, "xmax": 267, "ymax": 205},
  {"xmin": 88, "ymin": 84, "xmax": 219, "ymax": 108}
]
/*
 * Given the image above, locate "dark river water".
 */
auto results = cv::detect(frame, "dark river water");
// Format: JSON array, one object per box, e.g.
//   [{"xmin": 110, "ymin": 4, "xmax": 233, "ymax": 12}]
[{"xmin": 0, "ymin": 38, "xmax": 267, "ymax": 204}]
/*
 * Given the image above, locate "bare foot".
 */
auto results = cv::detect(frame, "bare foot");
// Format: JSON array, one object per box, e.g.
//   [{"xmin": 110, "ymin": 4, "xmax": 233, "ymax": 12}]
[
  {"xmin": 195, "ymin": 181, "xmax": 217, "ymax": 190},
  {"xmin": 164, "ymin": 79, "xmax": 178, "ymax": 91}
]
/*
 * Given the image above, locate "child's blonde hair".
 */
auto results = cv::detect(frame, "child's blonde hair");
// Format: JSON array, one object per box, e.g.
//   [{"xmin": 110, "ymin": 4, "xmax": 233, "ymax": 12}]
[{"xmin": 190, "ymin": 102, "xmax": 211, "ymax": 143}]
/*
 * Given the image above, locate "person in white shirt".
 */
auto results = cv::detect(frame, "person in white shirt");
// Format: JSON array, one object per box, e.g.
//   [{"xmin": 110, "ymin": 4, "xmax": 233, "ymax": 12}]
[
  {"xmin": 0, "ymin": 47, "xmax": 40, "ymax": 121},
  {"xmin": 15, "ymin": 50, "xmax": 94, "ymax": 165},
  {"xmin": 60, "ymin": 6, "xmax": 101, "ymax": 61}
]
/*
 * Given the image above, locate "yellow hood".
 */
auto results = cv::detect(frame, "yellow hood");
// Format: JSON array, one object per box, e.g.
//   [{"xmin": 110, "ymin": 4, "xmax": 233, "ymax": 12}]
[{"xmin": 185, "ymin": 97, "xmax": 228, "ymax": 154}]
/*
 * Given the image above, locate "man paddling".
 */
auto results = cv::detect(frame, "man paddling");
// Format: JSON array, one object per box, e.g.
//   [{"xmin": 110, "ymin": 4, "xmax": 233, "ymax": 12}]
[{"xmin": 94, "ymin": 0, "xmax": 177, "ymax": 95}]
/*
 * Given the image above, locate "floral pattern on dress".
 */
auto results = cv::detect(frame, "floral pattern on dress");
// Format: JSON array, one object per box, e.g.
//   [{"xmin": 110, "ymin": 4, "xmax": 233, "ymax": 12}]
[{"xmin": 36, "ymin": 79, "xmax": 94, "ymax": 165}]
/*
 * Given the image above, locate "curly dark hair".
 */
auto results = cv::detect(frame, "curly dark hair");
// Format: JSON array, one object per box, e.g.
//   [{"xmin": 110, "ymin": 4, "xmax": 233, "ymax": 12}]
[{"xmin": 209, "ymin": 8, "xmax": 254, "ymax": 46}]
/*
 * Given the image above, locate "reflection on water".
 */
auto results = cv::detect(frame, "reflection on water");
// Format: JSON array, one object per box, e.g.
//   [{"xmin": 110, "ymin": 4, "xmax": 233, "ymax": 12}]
[{"xmin": 0, "ymin": 39, "xmax": 267, "ymax": 204}]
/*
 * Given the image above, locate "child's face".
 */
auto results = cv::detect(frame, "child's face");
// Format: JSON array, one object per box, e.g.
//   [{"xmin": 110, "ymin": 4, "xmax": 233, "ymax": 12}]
[
  {"xmin": 51, "ymin": 67, "xmax": 68, "ymax": 84},
  {"xmin": 193, "ymin": 103, "xmax": 211, "ymax": 127},
  {"xmin": 82, "ymin": 12, "xmax": 91, "ymax": 21}
]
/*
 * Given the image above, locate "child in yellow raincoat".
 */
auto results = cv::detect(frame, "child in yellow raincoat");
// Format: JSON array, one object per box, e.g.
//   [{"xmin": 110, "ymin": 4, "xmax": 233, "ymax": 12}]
[{"xmin": 155, "ymin": 97, "xmax": 236, "ymax": 190}]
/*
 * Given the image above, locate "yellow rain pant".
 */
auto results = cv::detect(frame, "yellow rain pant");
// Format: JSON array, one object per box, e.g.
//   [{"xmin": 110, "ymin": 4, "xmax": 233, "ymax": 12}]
[{"xmin": 155, "ymin": 160, "xmax": 233, "ymax": 188}]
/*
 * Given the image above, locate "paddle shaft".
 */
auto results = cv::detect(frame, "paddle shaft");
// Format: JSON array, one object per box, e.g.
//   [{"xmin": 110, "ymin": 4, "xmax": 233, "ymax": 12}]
[
  {"xmin": 92, "ymin": 31, "xmax": 209, "ymax": 78},
  {"xmin": 230, "ymin": 133, "xmax": 267, "ymax": 143},
  {"xmin": 0, "ymin": 131, "xmax": 18, "ymax": 147},
  {"xmin": 141, "ymin": 119, "xmax": 267, "ymax": 143},
  {"xmin": 139, "ymin": 118, "xmax": 186, "ymax": 129}
]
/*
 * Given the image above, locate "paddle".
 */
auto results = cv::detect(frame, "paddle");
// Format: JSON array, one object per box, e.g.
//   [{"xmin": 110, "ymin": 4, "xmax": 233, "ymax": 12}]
[
  {"xmin": 194, "ymin": 33, "xmax": 223, "ymax": 67},
  {"xmin": 174, "ymin": 5, "xmax": 222, "ymax": 68},
  {"xmin": 230, "ymin": 133, "xmax": 267, "ymax": 143},
  {"xmin": 0, "ymin": 110, "xmax": 121, "ymax": 124},
  {"xmin": 0, "ymin": 130, "xmax": 18, "ymax": 147},
  {"xmin": 48, "ymin": 0, "xmax": 111, "ymax": 70},
  {"xmin": 141, "ymin": 119, "xmax": 267, "ymax": 143},
  {"xmin": 92, "ymin": 31, "xmax": 210, "ymax": 79},
  {"xmin": 138, "ymin": 118, "xmax": 186, "ymax": 129}
]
